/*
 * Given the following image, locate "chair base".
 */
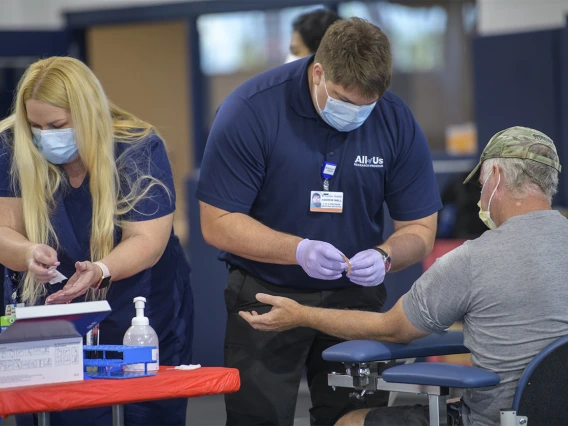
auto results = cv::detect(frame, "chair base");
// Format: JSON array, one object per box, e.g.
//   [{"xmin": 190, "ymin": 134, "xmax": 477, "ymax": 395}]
[
  {"xmin": 501, "ymin": 410, "xmax": 528, "ymax": 426},
  {"xmin": 328, "ymin": 370, "xmax": 450, "ymax": 426}
]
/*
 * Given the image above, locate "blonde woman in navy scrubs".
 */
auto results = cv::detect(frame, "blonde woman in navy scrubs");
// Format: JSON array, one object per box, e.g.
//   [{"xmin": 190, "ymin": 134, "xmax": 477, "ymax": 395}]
[{"xmin": 0, "ymin": 57, "xmax": 193, "ymax": 426}]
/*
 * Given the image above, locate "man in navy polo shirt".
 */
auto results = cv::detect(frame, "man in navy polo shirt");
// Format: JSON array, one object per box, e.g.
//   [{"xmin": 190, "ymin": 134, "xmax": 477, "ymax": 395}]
[{"xmin": 197, "ymin": 18, "xmax": 442, "ymax": 426}]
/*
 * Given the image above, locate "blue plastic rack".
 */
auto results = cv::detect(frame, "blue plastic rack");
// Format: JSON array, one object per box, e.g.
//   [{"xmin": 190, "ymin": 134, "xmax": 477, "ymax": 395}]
[{"xmin": 83, "ymin": 345, "xmax": 157, "ymax": 379}]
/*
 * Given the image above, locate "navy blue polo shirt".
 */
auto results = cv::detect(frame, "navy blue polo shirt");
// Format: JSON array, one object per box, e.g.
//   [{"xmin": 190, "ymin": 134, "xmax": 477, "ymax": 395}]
[{"xmin": 197, "ymin": 56, "xmax": 442, "ymax": 290}]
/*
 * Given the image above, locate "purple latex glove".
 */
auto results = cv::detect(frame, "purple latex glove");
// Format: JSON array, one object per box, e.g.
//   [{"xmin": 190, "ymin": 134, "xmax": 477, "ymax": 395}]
[
  {"xmin": 347, "ymin": 249, "xmax": 386, "ymax": 287},
  {"xmin": 296, "ymin": 239, "xmax": 347, "ymax": 280}
]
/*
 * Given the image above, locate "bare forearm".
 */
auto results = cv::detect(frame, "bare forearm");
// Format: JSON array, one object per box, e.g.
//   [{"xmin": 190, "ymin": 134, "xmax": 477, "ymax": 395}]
[
  {"xmin": 98, "ymin": 235, "xmax": 163, "ymax": 281},
  {"xmin": 241, "ymin": 295, "xmax": 426, "ymax": 343},
  {"xmin": 0, "ymin": 226, "xmax": 36, "ymax": 271},
  {"xmin": 380, "ymin": 224, "xmax": 435, "ymax": 272},
  {"xmin": 299, "ymin": 306, "xmax": 401, "ymax": 342},
  {"xmin": 203, "ymin": 212, "xmax": 302, "ymax": 265}
]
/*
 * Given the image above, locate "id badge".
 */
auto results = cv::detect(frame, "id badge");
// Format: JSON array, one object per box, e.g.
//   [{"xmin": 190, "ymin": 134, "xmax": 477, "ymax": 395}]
[{"xmin": 310, "ymin": 191, "xmax": 344, "ymax": 213}]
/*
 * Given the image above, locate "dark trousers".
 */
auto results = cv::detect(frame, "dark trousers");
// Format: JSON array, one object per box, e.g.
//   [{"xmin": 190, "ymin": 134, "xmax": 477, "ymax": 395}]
[
  {"xmin": 224, "ymin": 268, "xmax": 389, "ymax": 426},
  {"xmin": 363, "ymin": 402, "xmax": 463, "ymax": 426}
]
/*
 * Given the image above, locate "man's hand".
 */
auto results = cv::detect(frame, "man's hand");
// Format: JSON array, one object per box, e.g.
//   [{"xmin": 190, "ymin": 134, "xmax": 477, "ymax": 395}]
[
  {"xmin": 347, "ymin": 249, "xmax": 385, "ymax": 287},
  {"xmin": 296, "ymin": 239, "xmax": 347, "ymax": 280},
  {"xmin": 46, "ymin": 261, "xmax": 102, "ymax": 304},
  {"xmin": 239, "ymin": 293, "xmax": 306, "ymax": 332}
]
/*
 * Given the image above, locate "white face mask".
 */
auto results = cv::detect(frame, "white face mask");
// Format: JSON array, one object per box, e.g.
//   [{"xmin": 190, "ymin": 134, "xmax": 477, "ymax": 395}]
[
  {"xmin": 285, "ymin": 53, "xmax": 302, "ymax": 64},
  {"xmin": 314, "ymin": 75, "xmax": 376, "ymax": 132},
  {"xmin": 478, "ymin": 172, "xmax": 500, "ymax": 230}
]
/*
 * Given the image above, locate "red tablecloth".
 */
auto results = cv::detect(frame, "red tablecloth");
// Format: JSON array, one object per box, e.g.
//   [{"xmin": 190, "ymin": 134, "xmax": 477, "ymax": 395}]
[{"xmin": 0, "ymin": 366, "xmax": 240, "ymax": 417}]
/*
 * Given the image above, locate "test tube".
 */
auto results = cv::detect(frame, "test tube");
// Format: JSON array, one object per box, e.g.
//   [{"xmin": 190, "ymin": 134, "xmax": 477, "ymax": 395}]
[{"xmin": 84, "ymin": 324, "xmax": 100, "ymax": 373}]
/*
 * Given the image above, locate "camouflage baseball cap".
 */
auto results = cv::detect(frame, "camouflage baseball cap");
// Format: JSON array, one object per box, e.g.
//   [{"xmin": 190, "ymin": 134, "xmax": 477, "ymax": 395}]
[{"xmin": 463, "ymin": 126, "xmax": 562, "ymax": 184}]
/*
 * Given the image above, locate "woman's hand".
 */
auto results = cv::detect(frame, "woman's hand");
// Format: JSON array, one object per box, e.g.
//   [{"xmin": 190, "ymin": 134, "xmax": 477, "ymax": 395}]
[
  {"xmin": 25, "ymin": 244, "xmax": 59, "ymax": 283},
  {"xmin": 45, "ymin": 261, "xmax": 102, "ymax": 304}
]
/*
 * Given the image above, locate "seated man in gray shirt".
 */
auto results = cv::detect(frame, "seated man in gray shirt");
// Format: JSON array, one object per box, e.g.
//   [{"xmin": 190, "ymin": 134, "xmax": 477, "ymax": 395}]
[{"xmin": 239, "ymin": 126, "xmax": 568, "ymax": 426}]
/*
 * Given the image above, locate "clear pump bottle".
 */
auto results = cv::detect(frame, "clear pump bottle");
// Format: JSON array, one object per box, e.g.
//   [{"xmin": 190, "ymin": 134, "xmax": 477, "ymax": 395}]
[{"xmin": 123, "ymin": 297, "xmax": 159, "ymax": 371}]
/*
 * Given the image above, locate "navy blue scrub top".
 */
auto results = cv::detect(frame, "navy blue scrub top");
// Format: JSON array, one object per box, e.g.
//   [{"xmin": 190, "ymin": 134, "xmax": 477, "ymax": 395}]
[
  {"xmin": 197, "ymin": 56, "xmax": 442, "ymax": 290},
  {"xmin": 0, "ymin": 132, "xmax": 193, "ymax": 365}
]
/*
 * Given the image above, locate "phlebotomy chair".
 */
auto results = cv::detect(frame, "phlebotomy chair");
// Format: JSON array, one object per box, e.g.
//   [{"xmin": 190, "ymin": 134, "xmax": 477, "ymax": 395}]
[{"xmin": 323, "ymin": 332, "xmax": 568, "ymax": 426}]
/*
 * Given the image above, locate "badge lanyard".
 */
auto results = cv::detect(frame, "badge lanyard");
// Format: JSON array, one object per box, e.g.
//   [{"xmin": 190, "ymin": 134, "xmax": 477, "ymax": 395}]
[{"xmin": 321, "ymin": 162, "xmax": 337, "ymax": 191}]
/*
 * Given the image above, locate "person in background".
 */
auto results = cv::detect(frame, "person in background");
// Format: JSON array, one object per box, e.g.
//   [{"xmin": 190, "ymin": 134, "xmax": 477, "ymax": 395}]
[
  {"xmin": 240, "ymin": 127, "xmax": 568, "ymax": 426},
  {"xmin": 437, "ymin": 171, "xmax": 487, "ymax": 239},
  {"xmin": 198, "ymin": 18, "xmax": 441, "ymax": 426},
  {"xmin": 286, "ymin": 8, "xmax": 341, "ymax": 63},
  {"xmin": 0, "ymin": 57, "xmax": 193, "ymax": 426}
]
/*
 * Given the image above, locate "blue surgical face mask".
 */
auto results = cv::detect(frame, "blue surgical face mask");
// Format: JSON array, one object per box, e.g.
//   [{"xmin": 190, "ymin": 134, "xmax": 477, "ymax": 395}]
[
  {"xmin": 315, "ymin": 75, "xmax": 376, "ymax": 132},
  {"xmin": 31, "ymin": 127, "xmax": 79, "ymax": 165}
]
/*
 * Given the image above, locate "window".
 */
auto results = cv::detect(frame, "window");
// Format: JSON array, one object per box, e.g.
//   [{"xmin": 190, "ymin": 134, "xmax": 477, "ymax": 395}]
[
  {"xmin": 198, "ymin": 11, "xmax": 268, "ymax": 75},
  {"xmin": 338, "ymin": 1, "xmax": 476, "ymax": 152},
  {"xmin": 339, "ymin": 1, "xmax": 447, "ymax": 72},
  {"xmin": 198, "ymin": 5, "xmax": 325, "ymax": 76}
]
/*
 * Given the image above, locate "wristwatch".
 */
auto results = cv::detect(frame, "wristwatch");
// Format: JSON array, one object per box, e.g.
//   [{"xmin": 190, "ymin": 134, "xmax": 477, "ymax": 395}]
[
  {"xmin": 373, "ymin": 247, "xmax": 392, "ymax": 273},
  {"xmin": 92, "ymin": 261, "xmax": 112, "ymax": 290}
]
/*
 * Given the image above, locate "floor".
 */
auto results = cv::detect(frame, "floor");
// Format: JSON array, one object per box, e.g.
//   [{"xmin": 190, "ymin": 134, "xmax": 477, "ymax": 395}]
[
  {"xmin": 184, "ymin": 378, "xmax": 427, "ymax": 426},
  {"xmin": 2, "ymin": 378, "xmax": 427, "ymax": 426},
  {"xmin": 185, "ymin": 377, "xmax": 314, "ymax": 426}
]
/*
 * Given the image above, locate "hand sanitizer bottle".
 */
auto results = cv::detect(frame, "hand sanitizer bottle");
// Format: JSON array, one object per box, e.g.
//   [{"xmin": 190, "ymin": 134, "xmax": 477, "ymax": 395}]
[{"xmin": 123, "ymin": 297, "xmax": 159, "ymax": 371}]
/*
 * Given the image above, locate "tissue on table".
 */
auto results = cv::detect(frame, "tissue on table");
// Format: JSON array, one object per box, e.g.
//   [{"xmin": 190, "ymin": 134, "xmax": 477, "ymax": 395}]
[{"xmin": 174, "ymin": 364, "xmax": 201, "ymax": 371}]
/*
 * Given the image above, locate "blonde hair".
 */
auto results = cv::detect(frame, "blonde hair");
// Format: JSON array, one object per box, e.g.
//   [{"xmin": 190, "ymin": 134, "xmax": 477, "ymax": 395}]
[{"xmin": 0, "ymin": 57, "xmax": 167, "ymax": 304}]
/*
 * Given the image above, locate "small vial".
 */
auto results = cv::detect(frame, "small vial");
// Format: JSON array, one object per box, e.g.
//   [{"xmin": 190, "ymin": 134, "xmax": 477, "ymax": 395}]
[{"xmin": 84, "ymin": 324, "xmax": 100, "ymax": 373}]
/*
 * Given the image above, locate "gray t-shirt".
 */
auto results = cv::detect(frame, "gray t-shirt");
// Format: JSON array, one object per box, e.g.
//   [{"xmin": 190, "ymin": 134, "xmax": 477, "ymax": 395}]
[{"xmin": 403, "ymin": 210, "xmax": 568, "ymax": 426}]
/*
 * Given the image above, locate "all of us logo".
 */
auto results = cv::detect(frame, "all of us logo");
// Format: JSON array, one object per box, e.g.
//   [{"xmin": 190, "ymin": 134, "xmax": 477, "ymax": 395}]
[{"xmin": 353, "ymin": 155, "xmax": 384, "ymax": 168}]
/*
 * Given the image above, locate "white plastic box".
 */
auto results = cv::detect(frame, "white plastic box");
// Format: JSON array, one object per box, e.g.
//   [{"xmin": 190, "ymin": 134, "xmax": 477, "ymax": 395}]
[{"xmin": 0, "ymin": 301, "xmax": 111, "ymax": 389}]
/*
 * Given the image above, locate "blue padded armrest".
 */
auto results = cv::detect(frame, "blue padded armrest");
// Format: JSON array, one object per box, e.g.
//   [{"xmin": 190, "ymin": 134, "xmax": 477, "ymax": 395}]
[
  {"xmin": 382, "ymin": 362, "xmax": 500, "ymax": 388},
  {"xmin": 322, "ymin": 331, "xmax": 467, "ymax": 362}
]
